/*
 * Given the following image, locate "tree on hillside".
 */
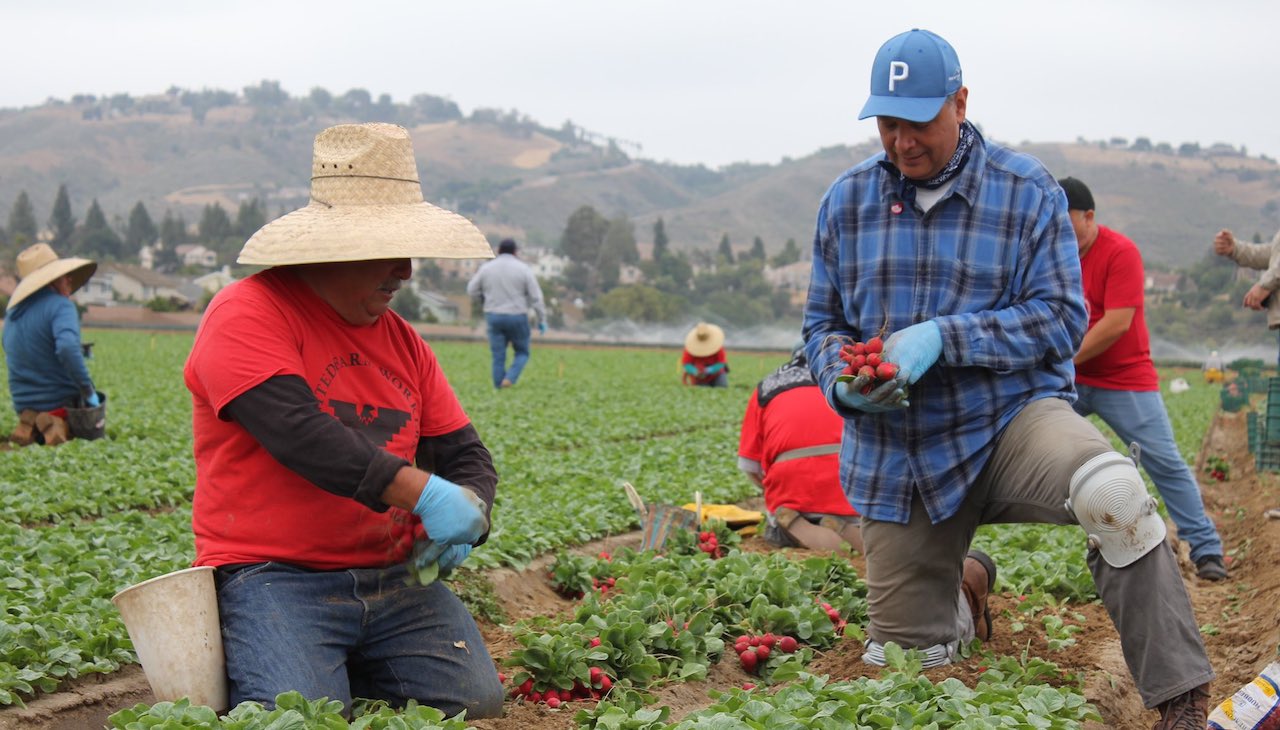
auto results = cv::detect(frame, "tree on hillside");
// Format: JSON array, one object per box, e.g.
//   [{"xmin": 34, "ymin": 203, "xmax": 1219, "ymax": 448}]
[
  {"xmin": 308, "ymin": 87, "xmax": 332, "ymax": 111},
  {"xmin": 561, "ymin": 205, "xmax": 610, "ymax": 264},
  {"xmin": 180, "ymin": 88, "xmax": 235, "ymax": 124},
  {"xmin": 49, "ymin": 184, "xmax": 75, "ymax": 248},
  {"xmin": 199, "ymin": 203, "xmax": 234, "ymax": 243},
  {"xmin": 411, "ymin": 94, "xmax": 462, "ymax": 122},
  {"xmin": 373, "ymin": 94, "xmax": 396, "ymax": 122},
  {"xmin": 748, "ymin": 236, "xmax": 766, "ymax": 261},
  {"xmin": 652, "ymin": 218, "xmax": 669, "ymax": 260},
  {"xmin": 591, "ymin": 216, "xmax": 639, "ymax": 291},
  {"xmin": 159, "ymin": 210, "xmax": 189, "ymax": 246},
  {"xmin": 77, "ymin": 198, "xmax": 124, "ymax": 259},
  {"xmin": 339, "ymin": 88, "xmax": 372, "ymax": 115},
  {"xmin": 658, "ymin": 252, "xmax": 693, "ymax": 291},
  {"xmin": 234, "ymin": 199, "xmax": 266, "ymax": 239},
  {"xmin": 717, "ymin": 234, "xmax": 734, "ymax": 264},
  {"xmin": 8, "ymin": 191, "xmax": 37, "ymax": 243},
  {"xmin": 590, "ymin": 284, "xmax": 686, "ymax": 322},
  {"xmin": 604, "ymin": 216, "xmax": 639, "ymax": 265},
  {"xmin": 125, "ymin": 202, "xmax": 158, "ymax": 252},
  {"xmin": 243, "ymin": 80, "xmax": 288, "ymax": 107},
  {"xmin": 695, "ymin": 261, "xmax": 791, "ymax": 326},
  {"xmin": 771, "ymin": 238, "xmax": 801, "ymax": 267}
]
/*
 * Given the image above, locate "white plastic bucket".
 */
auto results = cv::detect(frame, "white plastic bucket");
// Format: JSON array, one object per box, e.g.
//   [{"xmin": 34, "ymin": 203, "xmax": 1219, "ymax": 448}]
[{"xmin": 111, "ymin": 566, "xmax": 229, "ymax": 711}]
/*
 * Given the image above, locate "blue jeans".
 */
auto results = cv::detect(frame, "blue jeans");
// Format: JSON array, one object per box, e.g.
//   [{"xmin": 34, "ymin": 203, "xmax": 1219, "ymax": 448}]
[
  {"xmin": 1073, "ymin": 385, "xmax": 1224, "ymax": 562},
  {"xmin": 215, "ymin": 561, "xmax": 503, "ymax": 718},
  {"xmin": 485, "ymin": 313, "xmax": 531, "ymax": 388},
  {"xmin": 693, "ymin": 372, "xmax": 728, "ymax": 388}
]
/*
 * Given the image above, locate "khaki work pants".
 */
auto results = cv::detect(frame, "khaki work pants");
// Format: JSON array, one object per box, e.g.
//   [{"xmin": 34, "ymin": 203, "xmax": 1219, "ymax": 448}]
[{"xmin": 859, "ymin": 397, "xmax": 1215, "ymax": 708}]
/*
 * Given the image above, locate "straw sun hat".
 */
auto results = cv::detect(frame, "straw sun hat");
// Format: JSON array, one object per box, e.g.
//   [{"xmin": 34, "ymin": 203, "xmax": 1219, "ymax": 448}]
[
  {"xmin": 237, "ymin": 123, "xmax": 494, "ymax": 266},
  {"xmin": 684, "ymin": 322, "xmax": 725, "ymax": 357},
  {"xmin": 8, "ymin": 243, "xmax": 96, "ymax": 310}
]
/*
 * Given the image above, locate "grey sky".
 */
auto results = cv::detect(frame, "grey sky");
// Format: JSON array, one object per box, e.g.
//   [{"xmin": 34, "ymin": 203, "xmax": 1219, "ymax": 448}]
[{"xmin": 6, "ymin": 0, "xmax": 1278, "ymax": 168}]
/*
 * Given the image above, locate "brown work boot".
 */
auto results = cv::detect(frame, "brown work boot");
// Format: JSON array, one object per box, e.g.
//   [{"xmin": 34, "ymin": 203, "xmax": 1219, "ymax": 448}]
[
  {"xmin": 9, "ymin": 410, "xmax": 38, "ymax": 446},
  {"xmin": 35, "ymin": 412, "xmax": 70, "ymax": 446},
  {"xmin": 961, "ymin": 550, "xmax": 997, "ymax": 641},
  {"xmin": 1151, "ymin": 683, "xmax": 1209, "ymax": 729}
]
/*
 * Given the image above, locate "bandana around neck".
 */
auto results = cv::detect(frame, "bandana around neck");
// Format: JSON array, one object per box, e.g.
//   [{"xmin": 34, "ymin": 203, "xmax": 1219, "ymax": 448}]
[{"xmin": 879, "ymin": 120, "xmax": 979, "ymax": 206}]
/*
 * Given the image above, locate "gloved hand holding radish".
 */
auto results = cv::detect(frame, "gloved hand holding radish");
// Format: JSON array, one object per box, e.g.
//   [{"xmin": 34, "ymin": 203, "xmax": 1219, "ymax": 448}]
[{"xmin": 834, "ymin": 320, "xmax": 942, "ymax": 411}]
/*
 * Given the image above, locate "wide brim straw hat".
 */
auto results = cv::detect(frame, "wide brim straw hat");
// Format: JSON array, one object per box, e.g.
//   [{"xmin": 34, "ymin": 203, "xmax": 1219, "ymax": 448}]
[
  {"xmin": 237, "ymin": 123, "xmax": 494, "ymax": 266},
  {"xmin": 8, "ymin": 243, "xmax": 96, "ymax": 310},
  {"xmin": 684, "ymin": 322, "xmax": 725, "ymax": 357}
]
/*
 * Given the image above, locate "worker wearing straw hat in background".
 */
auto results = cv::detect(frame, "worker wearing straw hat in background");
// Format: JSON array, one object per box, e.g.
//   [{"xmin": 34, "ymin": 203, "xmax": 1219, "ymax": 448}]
[
  {"xmin": 3, "ymin": 243, "xmax": 101, "ymax": 446},
  {"xmin": 183, "ymin": 123, "xmax": 503, "ymax": 718},
  {"xmin": 681, "ymin": 321, "xmax": 729, "ymax": 387}
]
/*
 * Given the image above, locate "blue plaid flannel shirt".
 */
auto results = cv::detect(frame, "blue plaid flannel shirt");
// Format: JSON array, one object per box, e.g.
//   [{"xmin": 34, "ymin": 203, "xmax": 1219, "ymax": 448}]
[{"xmin": 802, "ymin": 131, "xmax": 1086, "ymax": 525}]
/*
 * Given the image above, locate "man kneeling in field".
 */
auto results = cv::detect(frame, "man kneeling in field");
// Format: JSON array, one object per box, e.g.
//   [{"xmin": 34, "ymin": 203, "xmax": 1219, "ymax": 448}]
[
  {"xmin": 184, "ymin": 123, "xmax": 503, "ymax": 718},
  {"xmin": 804, "ymin": 28, "xmax": 1214, "ymax": 728}
]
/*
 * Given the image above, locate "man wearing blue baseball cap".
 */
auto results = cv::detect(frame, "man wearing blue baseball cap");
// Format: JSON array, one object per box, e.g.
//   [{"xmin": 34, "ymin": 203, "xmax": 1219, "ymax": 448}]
[{"xmin": 803, "ymin": 29, "xmax": 1214, "ymax": 727}]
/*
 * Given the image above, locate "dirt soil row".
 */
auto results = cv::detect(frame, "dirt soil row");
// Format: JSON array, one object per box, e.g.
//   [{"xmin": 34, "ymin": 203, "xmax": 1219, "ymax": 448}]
[{"xmin": 3, "ymin": 410, "xmax": 1278, "ymax": 730}]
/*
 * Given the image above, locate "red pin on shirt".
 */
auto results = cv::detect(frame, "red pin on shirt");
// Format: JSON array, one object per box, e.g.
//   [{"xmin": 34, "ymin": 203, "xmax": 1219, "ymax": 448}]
[{"xmin": 891, "ymin": 202, "xmax": 904, "ymax": 215}]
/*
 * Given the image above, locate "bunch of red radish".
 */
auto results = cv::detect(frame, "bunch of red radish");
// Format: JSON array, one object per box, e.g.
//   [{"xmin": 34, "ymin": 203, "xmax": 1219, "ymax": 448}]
[
  {"xmin": 697, "ymin": 530, "xmax": 722, "ymax": 558},
  {"xmin": 506, "ymin": 664, "xmax": 613, "ymax": 707},
  {"xmin": 819, "ymin": 600, "xmax": 848, "ymax": 633},
  {"xmin": 837, "ymin": 336, "xmax": 899, "ymax": 392},
  {"xmin": 733, "ymin": 632, "xmax": 800, "ymax": 674}
]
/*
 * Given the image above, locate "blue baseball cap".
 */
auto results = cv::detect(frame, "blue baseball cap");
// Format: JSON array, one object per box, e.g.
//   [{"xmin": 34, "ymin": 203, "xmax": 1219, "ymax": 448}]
[{"xmin": 858, "ymin": 29, "xmax": 963, "ymax": 122}]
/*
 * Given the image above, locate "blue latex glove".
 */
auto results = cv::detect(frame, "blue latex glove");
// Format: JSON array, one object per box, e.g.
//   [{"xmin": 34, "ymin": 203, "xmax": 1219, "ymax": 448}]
[
  {"xmin": 703, "ymin": 363, "xmax": 725, "ymax": 375},
  {"xmin": 437, "ymin": 544, "xmax": 471, "ymax": 574},
  {"xmin": 413, "ymin": 474, "xmax": 488, "ymax": 545},
  {"xmin": 884, "ymin": 321, "xmax": 942, "ymax": 385},
  {"xmin": 412, "ymin": 540, "xmax": 472, "ymax": 578},
  {"xmin": 537, "ymin": 321, "xmax": 547, "ymax": 335},
  {"xmin": 835, "ymin": 379, "xmax": 904, "ymax": 413},
  {"xmin": 683, "ymin": 363, "xmax": 699, "ymax": 376},
  {"xmin": 85, "ymin": 391, "xmax": 101, "ymax": 408}
]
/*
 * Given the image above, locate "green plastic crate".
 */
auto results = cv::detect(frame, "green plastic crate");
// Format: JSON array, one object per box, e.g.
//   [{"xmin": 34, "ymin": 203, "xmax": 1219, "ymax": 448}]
[{"xmin": 1258, "ymin": 441, "xmax": 1280, "ymax": 472}]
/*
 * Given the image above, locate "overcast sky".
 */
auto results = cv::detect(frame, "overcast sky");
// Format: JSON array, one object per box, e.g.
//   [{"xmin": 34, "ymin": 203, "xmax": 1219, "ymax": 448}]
[{"xmin": 6, "ymin": 0, "xmax": 1278, "ymax": 168}]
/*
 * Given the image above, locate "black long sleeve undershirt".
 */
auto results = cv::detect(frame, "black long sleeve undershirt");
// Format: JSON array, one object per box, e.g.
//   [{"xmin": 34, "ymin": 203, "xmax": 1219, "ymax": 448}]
[{"xmin": 222, "ymin": 375, "xmax": 497, "ymax": 540}]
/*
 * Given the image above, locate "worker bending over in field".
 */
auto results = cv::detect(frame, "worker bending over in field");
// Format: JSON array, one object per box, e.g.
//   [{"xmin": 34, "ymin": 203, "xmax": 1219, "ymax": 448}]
[
  {"xmin": 803, "ymin": 29, "xmax": 1214, "ymax": 728},
  {"xmin": 681, "ymin": 322, "xmax": 729, "ymax": 386},
  {"xmin": 184, "ymin": 123, "xmax": 502, "ymax": 718},
  {"xmin": 738, "ymin": 340, "xmax": 863, "ymax": 552},
  {"xmin": 4, "ymin": 243, "xmax": 103, "ymax": 445},
  {"xmin": 1060, "ymin": 176, "xmax": 1228, "ymax": 581}
]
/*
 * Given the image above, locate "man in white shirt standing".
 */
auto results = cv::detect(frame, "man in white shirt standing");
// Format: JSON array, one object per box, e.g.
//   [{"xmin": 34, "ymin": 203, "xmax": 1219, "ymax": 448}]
[{"xmin": 466, "ymin": 239, "xmax": 547, "ymax": 388}]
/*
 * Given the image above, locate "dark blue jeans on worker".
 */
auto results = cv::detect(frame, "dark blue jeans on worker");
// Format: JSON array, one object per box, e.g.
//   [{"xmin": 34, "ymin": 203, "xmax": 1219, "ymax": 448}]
[
  {"xmin": 1073, "ymin": 384, "xmax": 1224, "ymax": 562},
  {"xmin": 485, "ymin": 313, "xmax": 531, "ymax": 388},
  {"xmin": 215, "ymin": 561, "xmax": 503, "ymax": 719}
]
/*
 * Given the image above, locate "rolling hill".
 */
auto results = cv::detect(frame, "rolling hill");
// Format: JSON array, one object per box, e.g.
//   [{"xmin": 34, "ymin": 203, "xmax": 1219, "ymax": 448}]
[{"xmin": 2, "ymin": 92, "xmax": 1278, "ymax": 269}]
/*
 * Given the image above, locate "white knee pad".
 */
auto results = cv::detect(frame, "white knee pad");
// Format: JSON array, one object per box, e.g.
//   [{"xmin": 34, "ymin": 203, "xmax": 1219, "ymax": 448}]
[
  {"xmin": 862, "ymin": 639, "xmax": 958, "ymax": 669},
  {"xmin": 1065, "ymin": 452, "xmax": 1167, "ymax": 568}
]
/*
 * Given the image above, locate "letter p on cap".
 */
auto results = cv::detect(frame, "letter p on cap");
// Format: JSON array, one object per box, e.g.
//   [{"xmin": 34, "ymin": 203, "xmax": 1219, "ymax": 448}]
[{"xmin": 888, "ymin": 61, "xmax": 909, "ymax": 92}]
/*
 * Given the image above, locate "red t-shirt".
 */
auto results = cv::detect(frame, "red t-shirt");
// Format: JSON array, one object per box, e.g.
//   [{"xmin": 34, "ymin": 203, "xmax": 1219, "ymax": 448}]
[
  {"xmin": 184, "ymin": 268, "xmax": 471, "ymax": 569},
  {"xmin": 681, "ymin": 348, "xmax": 727, "ymax": 384},
  {"xmin": 1075, "ymin": 225, "xmax": 1159, "ymax": 391},
  {"xmin": 737, "ymin": 385, "xmax": 856, "ymax": 516}
]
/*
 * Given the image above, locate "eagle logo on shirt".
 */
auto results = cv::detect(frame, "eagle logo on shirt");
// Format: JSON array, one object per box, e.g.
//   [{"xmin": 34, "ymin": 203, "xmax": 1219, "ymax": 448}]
[{"xmin": 328, "ymin": 399, "xmax": 412, "ymax": 447}]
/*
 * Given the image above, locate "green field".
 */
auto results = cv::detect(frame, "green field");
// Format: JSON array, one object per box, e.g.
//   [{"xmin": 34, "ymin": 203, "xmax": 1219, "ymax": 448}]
[{"xmin": 0, "ymin": 329, "xmax": 1222, "ymax": 726}]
